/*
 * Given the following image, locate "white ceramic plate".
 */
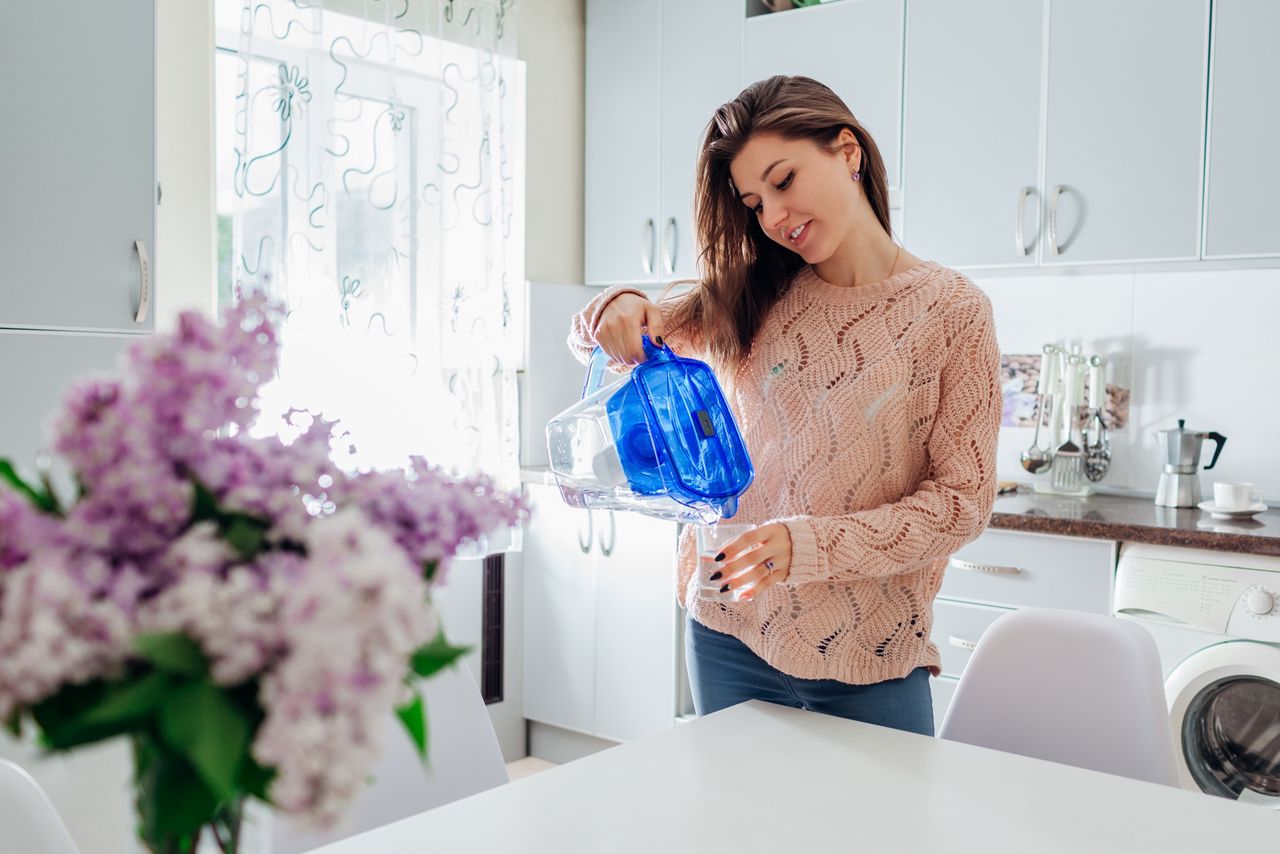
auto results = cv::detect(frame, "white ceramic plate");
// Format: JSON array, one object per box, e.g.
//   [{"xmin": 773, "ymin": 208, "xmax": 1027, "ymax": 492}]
[{"xmin": 1197, "ymin": 500, "xmax": 1268, "ymax": 519}]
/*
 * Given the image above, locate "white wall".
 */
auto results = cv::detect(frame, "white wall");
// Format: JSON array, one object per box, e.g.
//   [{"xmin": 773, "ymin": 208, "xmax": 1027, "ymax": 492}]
[
  {"xmin": 513, "ymin": 0, "xmax": 585, "ymax": 284},
  {"xmin": 980, "ymin": 265, "xmax": 1280, "ymax": 501},
  {"xmin": 156, "ymin": 0, "xmax": 216, "ymax": 329}
]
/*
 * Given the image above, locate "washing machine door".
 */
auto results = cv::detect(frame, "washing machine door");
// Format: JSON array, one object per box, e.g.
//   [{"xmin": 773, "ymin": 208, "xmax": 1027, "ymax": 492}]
[{"xmin": 1166, "ymin": 641, "xmax": 1280, "ymax": 807}]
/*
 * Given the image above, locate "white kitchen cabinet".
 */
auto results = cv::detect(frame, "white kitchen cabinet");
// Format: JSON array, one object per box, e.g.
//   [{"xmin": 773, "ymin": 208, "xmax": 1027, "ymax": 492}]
[
  {"xmin": 0, "ymin": 331, "xmax": 135, "ymax": 469},
  {"xmin": 0, "ymin": 0, "xmax": 156, "ymax": 333},
  {"xmin": 522, "ymin": 483, "xmax": 598, "ymax": 734},
  {"xmin": 584, "ymin": 0, "xmax": 742, "ymax": 287},
  {"xmin": 1202, "ymin": 0, "xmax": 1280, "ymax": 259},
  {"xmin": 929, "ymin": 528, "xmax": 1117, "ymax": 722},
  {"xmin": 902, "ymin": 0, "xmax": 1043, "ymax": 268},
  {"xmin": 522, "ymin": 482, "xmax": 681, "ymax": 741},
  {"xmin": 743, "ymin": 0, "xmax": 904, "ymax": 191},
  {"xmin": 1041, "ymin": 0, "xmax": 1208, "ymax": 265},
  {"xmin": 593, "ymin": 509, "xmax": 679, "ymax": 742},
  {"xmin": 904, "ymin": 0, "xmax": 1207, "ymax": 269}
]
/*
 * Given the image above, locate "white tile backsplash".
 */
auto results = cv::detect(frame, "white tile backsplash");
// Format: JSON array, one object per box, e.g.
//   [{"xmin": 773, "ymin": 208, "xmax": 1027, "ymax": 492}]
[{"xmin": 975, "ymin": 265, "xmax": 1280, "ymax": 500}]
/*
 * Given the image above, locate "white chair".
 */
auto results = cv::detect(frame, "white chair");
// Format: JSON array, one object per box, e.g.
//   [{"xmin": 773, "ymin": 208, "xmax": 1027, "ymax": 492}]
[
  {"xmin": 270, "ymin": 662, "xmax": 509, "ymax": 853},
  {"xmin": 0, "ymin": 758, "xmax": 81, "ymax": 854},
  {"xmin": 938, "ymin": 607, "xmax": 1180, "ymax": 787}
]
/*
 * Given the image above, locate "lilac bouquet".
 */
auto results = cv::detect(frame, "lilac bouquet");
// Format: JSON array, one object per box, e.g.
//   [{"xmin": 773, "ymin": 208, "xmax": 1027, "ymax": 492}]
[{"xmin": 0, "ymin": 296, "xmax": 529, "ymax": 853}]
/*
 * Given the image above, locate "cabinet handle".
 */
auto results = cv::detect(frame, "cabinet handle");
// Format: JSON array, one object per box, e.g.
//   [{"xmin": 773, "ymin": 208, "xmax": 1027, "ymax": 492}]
[
  {"xmin": 1048, "ymin": 185, "xmax": 1064, "ymax": 256},
  {"xmin": 597, "ymin": 510, "xmax": 616, "ymax": 557},
  {"xmin": 640, "ymin": 218, "xmax": 655, "ymax": 276},
  {"xmin": 662, "ymin": 217, "xmax": 678, "ymax": 275},
  {"xmin": 578, "ymin": 510, "xmax": 594, "ymax": 554},
  {"xmin": 134, "ymin": 239, "xmax": 152, "ymax": 323},
  {"xmin": 1014, "ymin": 187, "xmax": 1033, "ymax": 257},
  {"xmin": 949, "ymin": 635, "xmax": 979, "ymax": 652},
  {"xmin": 948, "ymin": 557, "xmax": 1022, "ymax": 576}
]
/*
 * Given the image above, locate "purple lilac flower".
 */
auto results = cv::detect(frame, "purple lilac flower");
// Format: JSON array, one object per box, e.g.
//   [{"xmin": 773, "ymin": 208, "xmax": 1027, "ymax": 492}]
[{"xmin": 0, "ymin": 293, "xmax": 531, "ymax": 827}]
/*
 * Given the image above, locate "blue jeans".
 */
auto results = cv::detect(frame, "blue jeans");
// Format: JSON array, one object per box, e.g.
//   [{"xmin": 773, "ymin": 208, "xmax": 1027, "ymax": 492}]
[{"xmin": 685, "ymin": 615, "xmax": 935, "ymax": 736}]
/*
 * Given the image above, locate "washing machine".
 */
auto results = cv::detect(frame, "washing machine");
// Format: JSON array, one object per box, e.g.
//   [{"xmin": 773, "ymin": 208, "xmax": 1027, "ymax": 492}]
[{"xmin": 1115, "ymin": 543, "xmax": 1280, "ymax": 807}]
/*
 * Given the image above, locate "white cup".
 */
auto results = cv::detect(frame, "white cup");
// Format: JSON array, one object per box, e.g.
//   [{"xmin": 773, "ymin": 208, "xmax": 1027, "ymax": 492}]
[{"xmin": 1213, "ymin": 481, "xmax": 1261, "ymax": 511}]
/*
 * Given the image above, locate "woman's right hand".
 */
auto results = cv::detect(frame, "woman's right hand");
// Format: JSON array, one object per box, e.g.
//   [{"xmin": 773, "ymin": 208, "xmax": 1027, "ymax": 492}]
[{"xmin": 593, "ymin": 293, "xmax": 665, "ymax": 366}]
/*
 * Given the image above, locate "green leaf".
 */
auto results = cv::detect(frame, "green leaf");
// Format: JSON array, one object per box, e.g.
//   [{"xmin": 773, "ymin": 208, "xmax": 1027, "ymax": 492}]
[
  {"xmin": 77, "ymin": 671, "xmax": 171, "ymax": 730},
  {"xmin": 133, "ymin": 734, "xmax": 220, "ymax": 849},
  {"xmin": 238, "ymin": 755, "xmax": 276, "ymax": 802},
  {"xmin": 5, "ymin": 713, "xmax": 22, "ymax": 740},
  {"xmin": 35, "ymin": 673, "xmax": 172, "ymax": 750},
  {"xmin": 0, "ymin": 458, "xmax": 59, "ymax": 514},
  {"xmin": 409, "ymin": 631, "xmax": 471, "ymax": 679},
  {"xmin": 396, "ymin": 688, "xmax": 427, "ymax": 761},
  {"xmin": 423, "ymin": 559, "xmax": 439, "ymax": 582},
  {"xmin": 33, "ymin": 681, "xmax": 111, "ymax": 749},
  {"xmin": 158, "ymin": 681, "xmax": 249, "ymax": 800},
  {"xmin": 224, "ymin": 515, "xmax": 268, "ymax": 560},
  {"xmin": 190, "ymin": 479, "xmax": 219, "ymax": 523},
  {"xmin": 134, "ymin": 633, "xmax": 208, "ymax": 677}
]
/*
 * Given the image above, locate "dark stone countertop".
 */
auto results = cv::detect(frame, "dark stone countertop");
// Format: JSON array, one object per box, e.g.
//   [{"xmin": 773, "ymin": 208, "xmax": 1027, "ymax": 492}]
[{"xmin": 989, "ymin": 491, "xmax": 1280, "ymax": 556}]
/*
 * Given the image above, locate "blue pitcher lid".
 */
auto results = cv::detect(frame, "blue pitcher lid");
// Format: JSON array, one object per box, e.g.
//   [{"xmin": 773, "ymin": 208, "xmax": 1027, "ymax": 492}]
[{"xmin": 627, "ymin": 338, "xmax": 754, "ymax": 504}]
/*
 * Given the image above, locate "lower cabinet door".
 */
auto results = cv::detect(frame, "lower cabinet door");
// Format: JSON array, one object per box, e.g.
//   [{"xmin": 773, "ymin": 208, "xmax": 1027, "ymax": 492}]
[
  {"xmin": 522, "ymin": 483, "xmax": 597, "ymax": 734},
  {"xmin": 593, "ymin": 510, "xmax": 679, "ymax": 742},
  {"xmin": 931, "ymin": 599, "xmax": 1010, "ymax": 679}
]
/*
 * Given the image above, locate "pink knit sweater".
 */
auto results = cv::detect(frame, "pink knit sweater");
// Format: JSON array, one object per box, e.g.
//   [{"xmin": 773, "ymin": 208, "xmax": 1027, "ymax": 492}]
[{"xmin": 567, "ymin": 261, "xmax": 1001, "ymax": 685}]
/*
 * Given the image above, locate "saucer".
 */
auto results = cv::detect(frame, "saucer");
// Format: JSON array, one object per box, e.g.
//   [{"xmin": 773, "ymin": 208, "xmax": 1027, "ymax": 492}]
[{"xmin": 1197, "ymin": 500, "xmax": 1268, "ymax": 519}]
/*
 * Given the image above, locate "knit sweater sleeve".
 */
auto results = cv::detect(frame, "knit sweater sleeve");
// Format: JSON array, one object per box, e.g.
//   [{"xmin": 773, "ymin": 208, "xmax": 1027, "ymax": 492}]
[
  {"xmin": 772, "ymin": 291, "xmax": 1001, "ymax": 586},
  {"xmin": 566, "ymin": 284, "xmax": 705, "ymax": 369}
]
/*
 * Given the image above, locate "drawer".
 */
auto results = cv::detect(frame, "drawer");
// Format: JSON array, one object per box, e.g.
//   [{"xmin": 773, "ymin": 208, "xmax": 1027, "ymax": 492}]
[
  {"xmin": 940, "ymin": 529, "xmax": 1115, "ymax": 614},
  {"xmin": 931, "ymin": 674, "xmax": 959, "ymax": 731},
  {"xmin": 931, "ymin": 599, "xmax": 1009, "ymax": 678}
]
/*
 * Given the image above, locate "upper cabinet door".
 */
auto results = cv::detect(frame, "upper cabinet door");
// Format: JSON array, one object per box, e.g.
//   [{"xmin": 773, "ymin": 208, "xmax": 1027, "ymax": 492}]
[
  {"xmin": 0, "ymin": 0, "xmax": 155, "ymax": 333},
  {"xmin": 1042, "ymin": 0, "xmax": 1208, "ymax": 265},
  {"xmin": 584, "ymin": 0, "xmax": 662, "ymax": 286},
  {"xmin": 659, "ymin": 0, "xmax": 743, "ymax": 283},
  {"xmin": 743, "ymin": 1, "xmax": 905, "ymax": 191},
  {"xmin": 902, "ymin": 0, "xmax": 1043, "ymax": 268},
  {"xmin": 1203, "ymin": 0, "xmax": 1280, "ymax": 259}
]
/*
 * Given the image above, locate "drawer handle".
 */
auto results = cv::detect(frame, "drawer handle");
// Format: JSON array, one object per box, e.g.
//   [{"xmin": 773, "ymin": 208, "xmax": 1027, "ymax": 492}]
[
  {"xmin": 949, "ymin": 636, "xmax": 978, "ymax": 652},
  {"xmin": 948, "ymin": 557, "xmax": 1022, "ymax": 576},
  {"xmin": 134, "ymin": 239, "xmax": 152, "ymax": 323}
]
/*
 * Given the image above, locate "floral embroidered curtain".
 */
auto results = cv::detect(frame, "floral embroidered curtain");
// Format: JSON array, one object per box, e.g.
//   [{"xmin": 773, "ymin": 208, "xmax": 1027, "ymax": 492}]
[{"xmin": 216, "ymin": 0, "xmax": 524, "ymax": 488}]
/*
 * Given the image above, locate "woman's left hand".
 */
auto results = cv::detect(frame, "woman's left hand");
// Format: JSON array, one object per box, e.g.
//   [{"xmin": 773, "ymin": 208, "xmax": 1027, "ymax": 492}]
[{"xmin": 714, "ymin": 522, "xmax": 793, "ymax": 602}]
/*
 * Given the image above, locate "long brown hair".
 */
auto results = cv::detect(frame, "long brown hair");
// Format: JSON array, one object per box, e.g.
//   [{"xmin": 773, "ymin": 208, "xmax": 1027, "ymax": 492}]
[{"xmin": 661, "ymin": 75, "xmax": 892, "ymax": 373}]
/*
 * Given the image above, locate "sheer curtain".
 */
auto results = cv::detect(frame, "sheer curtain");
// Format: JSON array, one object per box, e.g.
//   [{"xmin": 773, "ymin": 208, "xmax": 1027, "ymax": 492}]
[{"xmin": 215, "ymin": 0, "xmax": 524, "ymax": 489}]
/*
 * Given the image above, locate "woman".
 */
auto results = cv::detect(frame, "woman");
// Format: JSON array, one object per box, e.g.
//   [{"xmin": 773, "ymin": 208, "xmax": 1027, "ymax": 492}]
[{"xmin": 566, "ymin": 76, "xmax": 1001, "ymax": 735}]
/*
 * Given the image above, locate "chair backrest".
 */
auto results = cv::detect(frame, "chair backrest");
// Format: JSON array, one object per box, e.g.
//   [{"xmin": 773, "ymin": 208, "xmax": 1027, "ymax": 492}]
[
  {"xmin": 938, "ymin": 607, "xmax": 1180, "ymax": 787},
  {"xmin": 0, "ymin": 759, "xmax": 82, "ymax": 854},
  {"xmin": 270, "ymin": 662, "xmax": 509, "ymax": 853}
]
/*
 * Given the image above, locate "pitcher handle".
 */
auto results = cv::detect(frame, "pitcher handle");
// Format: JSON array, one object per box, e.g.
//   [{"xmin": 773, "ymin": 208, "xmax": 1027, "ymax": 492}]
[
  {"xmin": 582, "ymin": 335, "xmax": 666, "ymax": 399},
  {"xmin": 1202, "ymin": 432, "xmax": 1227, "ymax": 470}
]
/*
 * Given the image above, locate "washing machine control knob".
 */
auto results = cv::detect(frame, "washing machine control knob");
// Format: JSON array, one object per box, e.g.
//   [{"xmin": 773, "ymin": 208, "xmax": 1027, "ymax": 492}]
[{"xmin": 1246, "ymin": 588, "xmax": 1276, "ymax": 616}]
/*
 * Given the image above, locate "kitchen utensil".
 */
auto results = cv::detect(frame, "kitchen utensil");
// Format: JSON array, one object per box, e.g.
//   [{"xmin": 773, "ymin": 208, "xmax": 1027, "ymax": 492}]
[
  {"xmin": 546, "ymin": 336, "xmax": 754, "ymax": 523},
  {"xmin": 1083, "ymin": 409, "xmax": 1111, "ymax": 483},
  {"xmin": 1049, "ymin": 354, "xmax": 1085, "ymax": 492},
  {"xmin": 1020, "ymin": 346, "xmax": 1058, "ymax": 474},
  {"xmin": 1083, "ymin": 356, "xmax": 1111, "ymax": 483},
  {"xmin": 1154, "ymin": 418, "xmax": 1227, "ymax": 508}
]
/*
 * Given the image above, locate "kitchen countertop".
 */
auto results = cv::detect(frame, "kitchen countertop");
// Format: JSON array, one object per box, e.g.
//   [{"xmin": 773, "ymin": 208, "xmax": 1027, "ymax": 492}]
[
  {"xmin": 521, "ymin": 467, "xmax": 1280, "ymax": 556},
  {"xmin": 989, "ymin": 490, "xmax": 1280, "ymax": 556}
]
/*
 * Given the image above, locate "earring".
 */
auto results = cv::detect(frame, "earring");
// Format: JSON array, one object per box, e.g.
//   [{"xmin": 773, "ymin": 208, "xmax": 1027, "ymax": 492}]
[{"xmin": 851, "ymin": 170, "xmax": 861, "ymax": 182}]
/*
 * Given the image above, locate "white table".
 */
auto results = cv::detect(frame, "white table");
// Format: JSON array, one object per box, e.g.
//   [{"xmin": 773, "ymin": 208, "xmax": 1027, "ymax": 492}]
[{"xmin": 316, "ymin": 700, "xmax": 1274, "ymax": 853}]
